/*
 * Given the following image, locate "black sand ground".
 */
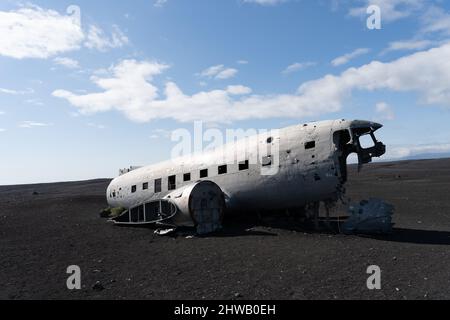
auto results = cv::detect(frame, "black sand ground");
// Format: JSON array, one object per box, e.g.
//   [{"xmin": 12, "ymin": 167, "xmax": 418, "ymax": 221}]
[{"xmin": 1, "ymin": 159, "xmax": 450, "ymax": 300}]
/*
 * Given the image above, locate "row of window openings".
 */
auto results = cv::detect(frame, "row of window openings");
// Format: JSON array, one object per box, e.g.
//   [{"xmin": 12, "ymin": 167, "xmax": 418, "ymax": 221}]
[
  {"xmin": 113, "ymin": 141, "xmax": 316, "ymax": 198},
  {"xmin": 128, "ymin": 139, "xmax": 315, "ymax": 195},
  {"xmin": 130, "ymin": 160, "xmax": 250, "ymax": 194}
]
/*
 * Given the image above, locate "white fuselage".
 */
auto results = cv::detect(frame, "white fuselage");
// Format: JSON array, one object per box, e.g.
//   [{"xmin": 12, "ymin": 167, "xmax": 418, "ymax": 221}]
[{"xmin": 106, "ymin": 119, "xmax": 382, "ymax": 212}]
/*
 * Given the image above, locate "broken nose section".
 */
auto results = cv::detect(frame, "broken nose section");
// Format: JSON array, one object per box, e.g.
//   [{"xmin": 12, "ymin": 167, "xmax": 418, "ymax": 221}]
[
  {"xmin": 357, "ymin": 140, "xmax": 386, "ymax": 168},
  {"xmin": 352, "ymin": 122, "xmax": 387, "ymax": 170}
]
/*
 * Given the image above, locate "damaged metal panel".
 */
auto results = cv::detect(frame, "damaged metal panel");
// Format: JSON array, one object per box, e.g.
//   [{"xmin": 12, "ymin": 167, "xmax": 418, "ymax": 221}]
[
  {"xmin": 342, "ymin": 199, "xmax": 394, "ymax": 234},
  {"xmin": 109, "ymin": 181, "xmax": 225, "ymax": 235},
  {"xmin": 167, "ymin": 180, "xmax": 225, "ymax": 234}
]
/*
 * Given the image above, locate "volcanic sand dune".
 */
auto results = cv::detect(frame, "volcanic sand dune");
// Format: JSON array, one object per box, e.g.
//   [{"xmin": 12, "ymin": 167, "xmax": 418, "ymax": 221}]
[{"xmin": 1, "ymin": 159, "xmax": 450, "ymax": 300}]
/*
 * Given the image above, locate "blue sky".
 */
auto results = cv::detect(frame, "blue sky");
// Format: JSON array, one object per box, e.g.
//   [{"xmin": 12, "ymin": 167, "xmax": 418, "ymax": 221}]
[{"xmin": 1, "ymin": 0, "xmax": 450, "ymax": 185}]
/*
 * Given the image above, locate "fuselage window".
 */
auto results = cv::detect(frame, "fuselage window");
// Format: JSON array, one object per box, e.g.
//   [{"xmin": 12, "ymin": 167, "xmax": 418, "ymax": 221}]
[
  {"xmin": 143, "ymin": 182, "xmax": 148, "ymax": 190},
  {"xmin": 200, "ymin": 169, "xmax": 208, "ymax": 178},
  {"xmin": 305, "ymin": 141, "xmax": 316, "ymax": 150},
  {"xmin": 262, "ymin": 155, "xmax": 272, "ymax": 167},
  {"xmin": 131, "ymin": 185, "xmax": 137, "ymax": 193},
  {"xmin": 112, "ymin": 191, "xmax": 116, "ymax": 198},
  {"xmin": 168, "ymin": 175, "xmax": 176, "ymax": 190},
  {"xmin": 184, "ymin": 173, "xmax": 191, "ymax": 182},
  {"xmin": 218, "ymin": 165, "xmax": 227, "ymax": 175},
  {"xmin": 239, "ymin": 160, "xmax": 249, "ymax": 171},
  {"xmin": 155, "ymin": 179, "xmax": 162, "ymax": 193}
]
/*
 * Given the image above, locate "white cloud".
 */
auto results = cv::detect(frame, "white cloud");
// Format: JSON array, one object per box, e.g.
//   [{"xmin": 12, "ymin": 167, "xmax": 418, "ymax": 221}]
[
  {"xmin": 216, "ymin": 68, "xmax": 238, "ymax": 80},
  {"xmin": 385, "ymin": 143, "xmax": 450, "ymax": 160},
  {"xmin": 154, "ymin": 0, "xmax": 168, "ymax": 7},
  {"xmin": 302, "ymin": 42, "xmax": 450, "ymax": 109},
  {"xmin": 380, "ymin": 6, "xmax": 450, "ymax": 56},
  {"xmin": 53, "ymin": 43, "xmax": 450, "ymax": 123},
  {"xmin": 0, "ymin": 4, "xmax": 128, "ymax": 59},
  {"xmin": 0, "ymin": 111, "xmax": 5, "ymax": 115},
  {"xmin": 226, "ymin": 85, "xmax": 252, "ymax": 95},
  {"xmin": 375, "ymin": 102, "xmax": 395, "ymax": 121},
  {"xmin": 19, "ymin": 121, "xmax": 52, "ymax": 128},
  {"xmin": 85, "ymin": 25, "xmax": 129, "ymax": 51},
  {"xmin": 53, "ymin": 57, "xmax": 80, "ymax": 69},
  {"xmin": 282, "ymin": 62, "xmax": 316, "ymax": 74},
  {"xmin": 0, "ymin": 88, "xmax": 34, "ymax": 95},
  {"xmin": 243, "ymin": 0, "xmax": 287, "ymax": 5},
  {"xmin": 199, "ymin": 65, "xmax": 238, "ymax": 80},
  {"xmin": 349, "ymin": 0, "xmax": 425, "ymax": 22},
  {"xmin": 331, "ymin": 48, "xmax": 370, "ymax": 66},
  {"xmin": 53, "ymin": 59, "xmax": 339, "ymax": 123},
  {"xmin": 237, "ymin": 60, "xmax": 249, "ymax": 65},
  {"xmin": 421, "ymin": 6, "xmax": 450, "ymax": 36},
  {"xmin": 0, "ymin": 4, "xmax": 84, "ymax": 59},
  {"xmin": 53, "ymin": 60, "xmax": 170, "ymax": 120},
  {"xmin": 382, "ymin": 39, "xmax": 434, "ymax": 54},
  {"xmin": 25, "ymin": 99, "xmax": 44, "ymax": 106},
  {"xmin": 150, "ymin": 128, "xmax": 172, "ymax": 139},
  {"xmin": 87, "ymin": 123, "xmax": 106, "ymax": 129},
  {"xmin": 200, "ymin": 65, "xmax": 224, "ymax": 77}
]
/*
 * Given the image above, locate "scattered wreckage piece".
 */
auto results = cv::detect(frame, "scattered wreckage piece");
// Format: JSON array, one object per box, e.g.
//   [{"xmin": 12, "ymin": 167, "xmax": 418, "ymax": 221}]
[
  {"xmin": 341, "ymin": 198, "xmax": 395, "ymax": 235},
  {"xmin": 154, "ymin": 228, "xmax": 177, "ymax": 236}
]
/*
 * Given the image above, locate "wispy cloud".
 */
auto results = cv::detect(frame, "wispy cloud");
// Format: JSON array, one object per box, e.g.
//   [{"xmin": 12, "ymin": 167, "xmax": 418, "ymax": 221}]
[
  {"xmin": 150, "ymin": 128, "xmax": 172, "ymax": 139},
  {"xmin": 380, "ymin": 5, "xmax": 450, "ymax": 55},
  {"xmin": 85, "ymin": 25, "xmax": 128, "ymax": 51},
  {"xmin": 331, "ymin": 48, "xmax": 370, "ymax": 67},
  {"xmin": 349, "ymin": 0, "xmax": 425, "ymax": 22},
  {"xmin": 53, "ymin": 57, "xmax": 80, "ymax": 69},
  {"xmin": 19, "ymin": 121, "xmax": 53, "ymax": 128},
  {"xmin": 420, "ymin": 6, "xmax": 450, "ymax": 36},
  {"xmin": 25, "ymin": 99, "xmax": 44, "ymax": 106},
  {"xmin": 237, "ymin": 60, "xmax": 249, "ymax": 65},
  {"xmin": 242, "ymin": 0, "xmax": 287, "ymax": 6},
  {"xmin": 0, "ymin": 87, "xmax": 34, "ymax": 95},
  {"xmin": 199, "ymin": 64, "xmax": 238, "ymax": 80},
  {"xmin": 216, "ymin": 68, "xmax": 238, "ymax": 80},
  {"xmin": 154, "ymin": 0, "xmax": 168, "ymax": 7},
  {"xmin": 375, "ymin": 102, "xmax": 395, "ymax": 121},
  {"xmin": 87, "ymin": 123, "xmax": 106, "ymax": 129},
  {"xmin": 200, "ymin": 65, "xmax": 224, "ymax": 77},
  {"xmin": 382, "ymin": 39, "xmax": 435, "ymax": 54},
  {"xmin": 282, "ymin": 62, "xmax": 316, "ymax": 75}
]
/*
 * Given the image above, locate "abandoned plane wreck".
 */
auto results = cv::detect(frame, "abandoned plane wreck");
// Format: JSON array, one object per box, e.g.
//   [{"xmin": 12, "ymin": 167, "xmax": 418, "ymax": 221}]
[{"xmin": 103, "ymin": 119, "xmax": 393, "ymax": 235}]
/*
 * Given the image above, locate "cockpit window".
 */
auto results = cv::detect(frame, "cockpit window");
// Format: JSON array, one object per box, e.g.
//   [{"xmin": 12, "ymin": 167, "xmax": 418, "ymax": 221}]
[{"xmin": 359, "ymin": 134, "xmax": 376, "ymax": 149}]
